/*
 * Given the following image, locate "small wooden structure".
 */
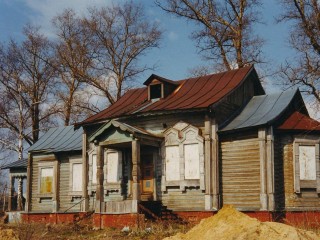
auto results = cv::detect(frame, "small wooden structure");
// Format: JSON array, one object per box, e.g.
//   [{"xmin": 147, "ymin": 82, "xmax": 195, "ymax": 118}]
[
  {"xmin": 22, "ymin": 66, "xmax": 320, "ymax": 227},
  {"xmin": 1, "ymin": 159, "xmax": 27, "ymax": 212}
]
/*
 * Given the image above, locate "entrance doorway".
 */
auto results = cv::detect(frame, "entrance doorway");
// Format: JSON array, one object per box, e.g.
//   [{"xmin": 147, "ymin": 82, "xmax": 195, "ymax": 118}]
[{"xmin": 141, "ymin": 153, "xmax": 154, "ymax": 201}]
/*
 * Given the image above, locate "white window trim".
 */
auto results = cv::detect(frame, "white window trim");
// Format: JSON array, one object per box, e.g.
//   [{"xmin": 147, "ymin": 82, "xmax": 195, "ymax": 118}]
[
  {"xmin": 293, "ymin": 138, "xmax": 320, "ymax": 194},
  {"xmin": 37, "ymin": 161, "xmax": 56, "ymax": 199},
  {"xmin": 88, "ymin": 148, "xmax": 97, "ymax": 192},
  {"xmin": 69, "ymin": 156, "xmax": 83, "ymax": 196},
  {"xmin": 162, "ymin": 123, "xmax": 204, "ymax": 192}
]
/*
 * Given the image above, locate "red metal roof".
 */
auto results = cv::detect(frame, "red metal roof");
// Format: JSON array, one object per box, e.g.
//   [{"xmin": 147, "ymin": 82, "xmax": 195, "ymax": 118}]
[
  {"xmin": 278, "ymin": 111, "xmax": 320, "ymax": 131},
  {"xmin": 81, "ymin": 66, "xmax": 255, "ymax": 125}
]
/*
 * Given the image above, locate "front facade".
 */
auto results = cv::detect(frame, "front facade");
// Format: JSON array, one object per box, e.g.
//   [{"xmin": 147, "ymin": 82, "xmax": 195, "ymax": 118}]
[{"xmin": 23, "ymin": 66, "xmax": 320, "ymax": 227}]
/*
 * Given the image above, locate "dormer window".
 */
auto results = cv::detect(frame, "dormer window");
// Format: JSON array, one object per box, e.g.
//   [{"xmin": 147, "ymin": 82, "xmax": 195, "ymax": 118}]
[
  {"xmin": 144, "ymin": 74, "xmax": 180, "ymax": 101},
  {"xmin": 150, "ymin": 83, "xmax": 162, "ymax": 99}
]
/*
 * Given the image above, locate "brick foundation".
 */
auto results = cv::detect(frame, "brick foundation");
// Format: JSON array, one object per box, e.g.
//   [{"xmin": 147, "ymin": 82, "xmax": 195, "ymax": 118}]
[
  {"xmin": 21, "ymin": 212, "xmax": 86, "ymax": 224},
  {"xmin": 93, "ymin": 213, "xmax": 145, "ymax": 228},
  {"xmin": 21, "ymin": 210, "xmax": 320, "ymax": 228},
  {"xmin": 284, "ymin": 211, "xmax": 320, "ymax": 228}
]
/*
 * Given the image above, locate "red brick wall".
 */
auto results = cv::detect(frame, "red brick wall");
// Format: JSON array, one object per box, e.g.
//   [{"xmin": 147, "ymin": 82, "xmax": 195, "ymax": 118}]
[
  {"xmin": 285, "ymin": 211, "xmax": 320, "ymax": 228},
  {"xmin": 21, "ymin": 213, "xmax": 86, "ymax": 224},
  {"xmin": 93, "ymin": 213, "xmax": 145, "ymax": 228},
  {"xmin": 22, "ymin": 211, "xmax": 320, "ymax": 228}
]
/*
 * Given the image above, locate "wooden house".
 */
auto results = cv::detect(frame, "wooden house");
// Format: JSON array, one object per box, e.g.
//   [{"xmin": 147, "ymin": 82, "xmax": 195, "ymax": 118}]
[{"xmin": 22, "ymin": 66, "xmax": 320, "ymax": 227}]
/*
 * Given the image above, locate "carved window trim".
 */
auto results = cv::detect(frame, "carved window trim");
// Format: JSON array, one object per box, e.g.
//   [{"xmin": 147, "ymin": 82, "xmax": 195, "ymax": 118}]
[
  {"xmin": 162, "ymin": 122, "xmax": 204, "ymax": 192},
  {"xmin": 69, "ymin": 156, "xmax": 83, "ymax": 197},
  {"xmin": 293, "ymin": 137, "xmax": 320, "ymax": 194},
  {"xmin": 37, "ymin": 161, "xmax": 56, "ymax": 200},
  {"xmin": 88, "ymin": 147, "xmax": 97, "ymax": 193}
]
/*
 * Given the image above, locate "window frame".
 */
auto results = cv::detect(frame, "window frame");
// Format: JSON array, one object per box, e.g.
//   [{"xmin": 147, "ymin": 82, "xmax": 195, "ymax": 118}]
[
  {"xmin": 69, "ymin": 157, "xmax": 83, "ymax": 196},
  {"xmin": 293, "ymin": 138, "xmax": 320, "ymax": 194},
  {"xmin": 38, "ymin": 161, "xmax": 56, "ymax": 199},
  {"xmin": 162, "ymin": 122, "xmax": 204, "ymax": 192}
]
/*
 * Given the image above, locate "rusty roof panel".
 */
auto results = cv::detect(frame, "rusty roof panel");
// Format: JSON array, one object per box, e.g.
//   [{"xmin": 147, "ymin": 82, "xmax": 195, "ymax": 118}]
[
  {"xmin": 80, "ymin": 66, "xmax": 256, "ymax": 125},
  {"xmin": 278, "ymin": 111, "xmax": 320, "ymax": 131}
]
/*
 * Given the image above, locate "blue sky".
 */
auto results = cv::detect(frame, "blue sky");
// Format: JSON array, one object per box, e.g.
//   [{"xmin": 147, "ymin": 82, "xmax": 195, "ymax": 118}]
[{"xmin": 0, "ymin": 0, "xmax": 294, "ymax": 86}]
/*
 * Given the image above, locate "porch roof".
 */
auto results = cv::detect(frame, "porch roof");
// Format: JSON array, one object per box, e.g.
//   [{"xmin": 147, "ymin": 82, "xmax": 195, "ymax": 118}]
[
  {"xmin": 1, "ymin": 159, "xmax": 27, "ymax": 170},
  {"xmin": 28, "ymin": 125, "xmax": 83, "ymax": 153},
  {"xmin": 89, "ymin": 120, "xmax": 161, "ymax": 143}
]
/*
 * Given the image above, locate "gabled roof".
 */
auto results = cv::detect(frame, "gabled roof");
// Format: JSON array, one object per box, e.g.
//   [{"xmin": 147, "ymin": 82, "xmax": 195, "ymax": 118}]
[
  {"xmin": 89, "ymin": 120, "xmax": 160, "ymax": 142},
  {"xmin": 221, "ymin": 89, "xmax": 299, "ymax": 132},
  {"xmin": 80, "ymin": 66, "xmax": 261, "ymax": 125},
  {"xmin": 278, "ymin": 111, "xmax": 320, "ymax": 131},
  {"xmin": 1, "ymin": 159, "xmax": 27, "ymax": 169},
  {"xmin": 143, "ymin": 74, "xmax": 180, "ymax": 86},
  {"xmin": 28, "ymin": 125, "xmax": 83, "ymax": 153}
]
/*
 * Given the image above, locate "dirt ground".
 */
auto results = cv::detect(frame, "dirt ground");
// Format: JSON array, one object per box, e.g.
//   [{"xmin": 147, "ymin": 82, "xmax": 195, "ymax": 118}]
[{"xmin": 164, "ymin": 205, "xmax": 320, "ymax": 240}]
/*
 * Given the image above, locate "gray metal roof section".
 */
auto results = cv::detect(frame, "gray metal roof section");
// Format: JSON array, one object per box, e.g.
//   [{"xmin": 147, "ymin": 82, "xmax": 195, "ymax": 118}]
[
  {"xmin": 28, "ymin": 125, "xmax": 83, "ymax": 153},
  {"xmin": 1, "ymin": 159, "xmax": 27, "ymax": 169},
  {"xmin": 221, "ymin": 89, "xmax": 298, "ymax": 132}
]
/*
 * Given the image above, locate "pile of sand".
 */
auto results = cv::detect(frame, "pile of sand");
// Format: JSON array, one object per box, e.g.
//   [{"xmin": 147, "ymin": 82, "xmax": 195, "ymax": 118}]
[
  {"xmin": 0, "ymin": 228, "xmax": 17, "ymax": 240},
  {"xmin": 164, "ymin": 205, "xmax": 319, "ymax": 240}
]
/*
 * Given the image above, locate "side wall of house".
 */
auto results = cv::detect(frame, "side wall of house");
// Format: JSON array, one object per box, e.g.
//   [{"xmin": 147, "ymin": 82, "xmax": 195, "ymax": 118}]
[
  {"xmin": 30, "ymin": 152, "xmax": 83, "ymax": 213},
  {"xmin": 220, "ymin": 132, "xmax": 261, "ymax": 210},
  {"xmin": 275, "ymin": 134, "xmax": 320, "ymax": 211}
]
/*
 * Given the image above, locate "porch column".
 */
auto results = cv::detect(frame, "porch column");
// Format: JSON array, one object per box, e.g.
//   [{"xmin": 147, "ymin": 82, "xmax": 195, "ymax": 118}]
[
  {"xmin": 132, "ymin": 139, "xmax": 140, "ymax": 211},
  {"xmin": 53, "ymin": 160, "xmax": 59, "ymax": 212},
  {"xmin": 17, "ymin": 177, "xmax": 23, "ymax": 211},
  {"xmin": 211, "ymin": 119, "xmax": 220, "ymax": 210},
  {"xmin": 82, "ymin": 132, "xmax": 89, "ymax": 211},
  {"xmin": 25, "ymin": 153, "xmax": 32, "ymax": 212},
  {"xmin": 8, "ymin": 174, "xmax": 14, "ymax": 211},
  {"xmin": 266, "ymin": 127, "xmax": 275, "ymax": 211},
  {"xmin": 204, "ymin": 115, "xmax": 213, "ymax": 210},
  {"xmin": 95, "ymin": 145, "xmax": 104, "ymax": 213}
]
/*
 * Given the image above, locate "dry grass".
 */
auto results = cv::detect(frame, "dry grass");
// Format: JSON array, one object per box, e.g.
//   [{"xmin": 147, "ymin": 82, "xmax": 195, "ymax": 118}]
[{"xmin": 1, "ymin": 220, "xmax": 193, "ymax": 240}]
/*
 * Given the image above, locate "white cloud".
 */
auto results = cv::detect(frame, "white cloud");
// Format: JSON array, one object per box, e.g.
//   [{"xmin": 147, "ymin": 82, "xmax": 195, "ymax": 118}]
[{"xmin": 23, "ymin": 0, "xmax": 110, "ymax": 36}]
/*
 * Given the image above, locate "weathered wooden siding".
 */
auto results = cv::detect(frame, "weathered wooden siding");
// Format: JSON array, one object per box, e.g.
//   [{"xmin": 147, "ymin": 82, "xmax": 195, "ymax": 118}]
[
  {"xmin": 160, "ymin": 189, "xmax": 205, "ymax": 211},
  {"xmin": 214, "ymin": 75, "xmax": 261, "ymax": 125},
  {"xmin": 279, "ymin": 135, "xmax": 320, "ymax": 210},
  {"xmin": 59, "ymin": 157, "xmax": 81, "ymax": 212},
  {"xmin": 220, "ymin": 136, "xmax": 261, "ymax": 210}
]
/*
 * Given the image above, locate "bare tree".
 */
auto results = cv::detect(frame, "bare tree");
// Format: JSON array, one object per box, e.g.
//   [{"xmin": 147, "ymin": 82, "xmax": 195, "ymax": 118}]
[
  {"xmin": 52, "ymin": 9, "xmax": 100, "ymax": 125},
  {"xmin": 0, "ymin": 25, "xmax": 57, "ymax": 146},
  {"xmin": 278, "ymin": 0, "xmax": 320, "ymax": 103},
  {"xmin": 156, "ymin": 0, "xmax": 263, "ymax": 70},
  {"xmin": 84, "ymin": 1, "xmax": 162, "ymax": 104}
]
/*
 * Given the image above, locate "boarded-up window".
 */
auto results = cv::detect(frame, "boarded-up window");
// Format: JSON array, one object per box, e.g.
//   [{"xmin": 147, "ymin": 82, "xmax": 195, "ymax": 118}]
[
  {"xmin": 92, "ymin": 154, "xmax": 97, "ymax": 184},
  {"xmin": 165, "ymin": 146, "xmax": 180, "ymax": 181},
  {"xmin": 184, "ymin": 144, "xmax": 200, "ymax": 179},
  {"xmin": 299, "ymin": 146, "xmax": 316, "ymax": 180},
  {"xmin": 106, "ymin": 151, "xmax": 122, "ymax": 183},
  {"xmin": 72, "ymin": 163, "xmax": 83, "ymax": 191},
  {"xmin": 40, "ymin": 168, "xmax": 53, "ymax": 194}
]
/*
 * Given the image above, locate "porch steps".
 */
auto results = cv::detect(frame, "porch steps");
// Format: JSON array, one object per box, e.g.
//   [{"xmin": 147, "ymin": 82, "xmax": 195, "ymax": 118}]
[{"xmin": 138, "ymin": 201, "xmax": 183, "ymax": 222}]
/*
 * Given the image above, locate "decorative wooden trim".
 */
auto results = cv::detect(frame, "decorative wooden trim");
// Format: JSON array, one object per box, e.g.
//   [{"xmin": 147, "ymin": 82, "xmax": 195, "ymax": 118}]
[
  {"xmin": 266, "ymin": 126, "xmax": 275, "ymax": 211},
  {"xmin": 258, "ymin": 128, "xmax": 267, "ymax": 210},
  {"xmin": 68, "ymin": 156, "xmax": 83, "ymax": 196},
  {"xmin": 294, "ymin": 137, "xmax": 320, "ymax": 194}
]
